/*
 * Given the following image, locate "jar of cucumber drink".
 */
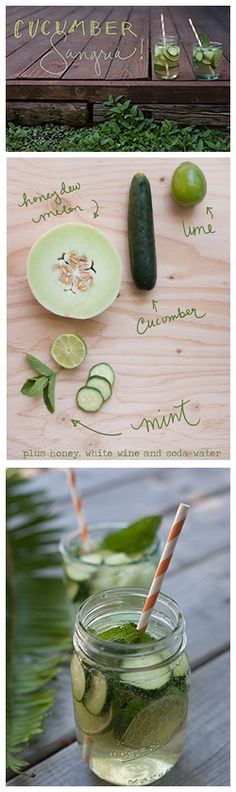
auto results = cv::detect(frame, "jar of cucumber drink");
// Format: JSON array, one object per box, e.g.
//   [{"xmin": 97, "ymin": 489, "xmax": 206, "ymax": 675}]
[
  {"xmin": 71, "ymin": 588, "xmax": 190, "ymax": 785},
  {"xmin": 192, "ymin": 41, "xmax": 222, "ymax": 79},
  {"xmin": 154, "ymin": 36, "xmax": 181, "ymax": 79},
  {"xmin": 60, "ymin": 517, "xmax": 162, "ymax": 606}
]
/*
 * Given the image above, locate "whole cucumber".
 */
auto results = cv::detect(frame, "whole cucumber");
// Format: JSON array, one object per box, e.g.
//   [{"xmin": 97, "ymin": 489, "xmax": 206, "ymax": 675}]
[{"xmin": 128, "ymin": 173, "xmax": 157, "ymax": 290}]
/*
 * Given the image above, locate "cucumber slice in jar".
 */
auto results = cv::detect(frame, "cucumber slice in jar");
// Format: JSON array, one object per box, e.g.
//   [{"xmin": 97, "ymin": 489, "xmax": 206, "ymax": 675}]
[
  {"xmin": 74, "ymin": 700, "xmax": 112, "ymax": 734},
  {"xmin": 83, "ymin": 671, "xmax": 108, "ymax": 715},
  {"xmin": 66, "ymin": 579, "xmax": 80, "ymax": 601},
  {"xmin": 212, "ymin": 48, "xmax": 222, "ymax": 67},
  {"xmin": 71, "ymin": 654, "xmax": 86, "ymax": 701},
  {"xmin": 80, "ymin": 553, "xmax": 103, "ymax": 566},
  {"xmin": 122, "ymin": 653, "xmax": 171, "ymax": 690},
  {"xmin": 76, "ymin": 386, "xmax": 104, "ymax": 412},
  {"xmin": 86, "ymin": 376, "xmax": 112, "ymax": 402},
  {"xmin": 173, "ymin": 651, "xmax": 189, "ymax": 678},
  {"xmin": 165, "ymin": 45, "xmax": 180, "ymax": 60},
  {"xmin": 88, "ymin": 363, "xmax": 115, "ymax": 387}
]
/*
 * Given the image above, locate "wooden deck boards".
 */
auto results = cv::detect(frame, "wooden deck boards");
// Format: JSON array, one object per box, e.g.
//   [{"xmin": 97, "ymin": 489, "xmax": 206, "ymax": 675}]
[
  {"xmin": 6, "ymin": 6, "xmax": 230, "ymax": 105},
  {"xmin": 6, "ymin": 468, "xmax": 230, "ymax": 786}
]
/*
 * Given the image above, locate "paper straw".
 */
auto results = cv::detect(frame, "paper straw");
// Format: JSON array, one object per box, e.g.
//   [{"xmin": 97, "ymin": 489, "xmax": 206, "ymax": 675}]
[
  {"xmin": 83, "ymin": 735, "xmax": 92, "ymax": 763},
  {"xmin": 188, "ymin": 18, "xmax": 202, "ymax": 47},
  {"xmin": 137, "ymin": 503, "xmax": 190, "ymax": 632},
  {"xmin": 66, "ymin": 469, "xmax": 89, "ymax": 548},
  {"xmin": 160, "ymin": 13, "xmax": 169, "ymax": 77}
]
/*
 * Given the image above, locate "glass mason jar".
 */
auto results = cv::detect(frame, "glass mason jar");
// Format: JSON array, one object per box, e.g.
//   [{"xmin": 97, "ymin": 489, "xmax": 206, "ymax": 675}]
[
  {"xmin": 192, "ymin": 41, "xmax": 223, "ymax": 80},
  {"xmin": 60, "ymin": 522, "xmax": 161, "ymax": 606},
  {"xmin": 154, "ymin": 35, "xmax": 181, "ymax": 79},
  {"xmin": 71, "ymin": 588, "xmax": 190, "ymax": 785}
]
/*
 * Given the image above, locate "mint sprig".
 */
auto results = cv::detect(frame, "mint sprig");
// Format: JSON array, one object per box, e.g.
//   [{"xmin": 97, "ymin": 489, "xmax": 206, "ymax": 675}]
[
  {"xmin": 97, "ymin": 622, "xmax": 154, "ymax": 645},
  {"xmin": 21, "ymin": 355, "xmax": 57, "ymax": 413},
  {"xmin": 199, "ymin": 31, "xmax": 210, "ymax": 47},
  {"xmin": 100, "ymin": 515, "xmax": 162, "ymax": 555}
]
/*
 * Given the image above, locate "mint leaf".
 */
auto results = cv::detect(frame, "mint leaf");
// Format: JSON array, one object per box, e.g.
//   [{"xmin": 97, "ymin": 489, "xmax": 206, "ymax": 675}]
[
  {"xmin": 199, "ymin": 32, "xmax": 210, "ymax": 47},
  {"xmin": 97, "ymin": 622, "xmax": 154, "ymax": 645},
  {"xmin": 26, "ymin": 354, "xmax": 56, "ymax": 377},
  {"xmin": 100, "ymin": 515, "xmax": 161, "ymax": 555},
  {"xmin": 21, "ymin": 376, "xmax": 48, "ymax": 397},
  {"xmin": 43, "ymin": 374, "xmax": 56, "ymax": 413}
]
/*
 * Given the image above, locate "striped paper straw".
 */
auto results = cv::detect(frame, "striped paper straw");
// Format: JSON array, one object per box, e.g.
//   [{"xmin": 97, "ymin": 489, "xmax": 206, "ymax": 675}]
[
  {"xmin": 66, "ymin": 469, "xmax": 89, "ymax": 548},
  {"xmin": 160, "ymin": 12, "xmax": 169, "ymax": 76},
  {"xmin": 188, "ymin": 18, "xmax": 202, "ymax": 47},
  {"xmin": 137, "ymin": 503, "xmax": 190, "ymax": 632},
  {"xmin": 82, "ymin": 735, "xmax": 92, "ymax": 764}
]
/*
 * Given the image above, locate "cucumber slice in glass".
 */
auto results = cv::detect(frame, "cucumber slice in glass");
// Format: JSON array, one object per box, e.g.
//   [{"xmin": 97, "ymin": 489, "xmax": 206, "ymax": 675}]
[
  {"xmin": 120, "ymin": 688, "xmax": 188, "ymax": 750},
  {"xmin": 89, "ymin": 363, "xmax": 115, "ymax": 387},
  {"xmin": 87, "ymin": 376, "xmax": 112, "ymax": 402},
  {"xmin": 83, "ymin": 671, "xmax": 108, "ymax": 715},
  {"xmin": 80, "ymin": 553, "xmax": 103, "ymax": 566},
  {"xmin": 76, "ymin": 386, "xmax": 104, "ymax": 412},
  {"xmin": 74, "ymin": 700, "xmax": 112, "ymax": 734},
  {"xmin": 122, "ymin": 653, "xmax": 171, "ymax": 690},
  {"xmin": 65, "ymin": 560, "xmax": 92, "ymax": 582},
  {"xmin": 66, "ymin": 579, "xmax": 80, "ymax": 601},
  {"xmin": 165, "ymin": 45, "xmax": 180, "ymax": 59},
  {"xmin": 194, "ymin": 49, "xmax": 203, "ymax": 62},
  {"xmin": 71, "ymin": 654, "xmax": 86, "ymax": 701}
]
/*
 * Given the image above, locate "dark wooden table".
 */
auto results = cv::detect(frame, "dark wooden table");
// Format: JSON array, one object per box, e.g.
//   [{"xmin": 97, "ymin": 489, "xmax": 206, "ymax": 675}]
[
  {"xmin": 6, "ymin": 6, "xmax": 230, "ymax": 129},
  {"xmin": 7, "ymin": 467, "xmax": 230, "ymax": 786}
]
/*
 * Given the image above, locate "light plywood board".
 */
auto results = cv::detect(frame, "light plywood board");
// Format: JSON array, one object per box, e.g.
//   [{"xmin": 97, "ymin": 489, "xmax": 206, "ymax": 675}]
[{"xmin": 7, "ymin": 157, "xmax": 230, "ymax": 460}]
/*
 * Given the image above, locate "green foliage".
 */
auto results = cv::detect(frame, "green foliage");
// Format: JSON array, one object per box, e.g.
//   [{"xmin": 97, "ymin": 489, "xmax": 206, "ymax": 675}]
[
  {"xmin": 6, "ymin": 95, "xmax": 230, "ymax": 152},
  {"xmin": 101, "ymin": 514, "xmax": 162, "ymax": 554},
  {"xmin": 6, "ymin": 472, "xmax": 72, "ymax": 773},
  {"xmin": 21, "ymin": 355, "xmax": 57, "ymax": 412}
]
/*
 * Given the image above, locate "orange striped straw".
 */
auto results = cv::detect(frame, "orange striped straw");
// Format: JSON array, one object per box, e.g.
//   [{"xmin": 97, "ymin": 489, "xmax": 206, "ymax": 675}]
[
  {"xmin": 137, "ymin": 503, "xmax": 190, "ymax": 632},
  {"xmin": 66, "ymin": 469, "xmax": 89, "ymax": 548}
]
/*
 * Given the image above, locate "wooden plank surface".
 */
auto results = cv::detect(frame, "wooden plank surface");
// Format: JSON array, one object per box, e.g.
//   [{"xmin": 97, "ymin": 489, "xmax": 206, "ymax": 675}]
[
  {"xmin": 8, "ymin": 652, "xmax": 229, "ymax": 786},
  {"xmin": 6, "ymin": 467, "xmax": 230, "ymax": 781},
  {"xmin": 7, "ymin": 157, "xmax": 230, "ymax": 460},
  {"xmin": 6, "ymin": 5, "xmax": 230, "ymax": 99}
]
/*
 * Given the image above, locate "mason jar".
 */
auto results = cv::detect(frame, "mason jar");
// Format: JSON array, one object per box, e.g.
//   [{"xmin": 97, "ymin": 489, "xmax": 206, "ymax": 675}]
[
  {"xmin": 154, "ymin": 35, "xmax": 181, "ymax": 79},
  {"xmin": 192, "ymin": 41, "xmax": 223, "ymax": 80},
  {"xmin": 60, "ymin": 522, "xmax": 161, "ymax": 606},
  {"xmin": 71, "ymin": 588, "xmax": 191, "ymax": 785}
]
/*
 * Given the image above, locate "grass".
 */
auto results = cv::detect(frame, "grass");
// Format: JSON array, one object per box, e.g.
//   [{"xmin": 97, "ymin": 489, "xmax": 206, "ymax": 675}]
[{"xmin": 6, "ymin": 95, "xmax": 230, "ymax": 153}]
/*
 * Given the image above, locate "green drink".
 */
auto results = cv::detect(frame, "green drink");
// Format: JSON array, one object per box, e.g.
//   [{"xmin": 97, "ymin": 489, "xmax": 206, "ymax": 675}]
[
  {"xmin": 60, "ymin": 520, "xmax": 162, "ymax": 605},
  {"xmin": 71, "ymin": 589, "xmax": 190, "ymax": 785},
  {"xmin": 154, "ymin": 36, "xmax": 181, "ymax": 80},
  {"xmin": 192, "ymin": 41, "xmax": 222, "ymax": 80}
]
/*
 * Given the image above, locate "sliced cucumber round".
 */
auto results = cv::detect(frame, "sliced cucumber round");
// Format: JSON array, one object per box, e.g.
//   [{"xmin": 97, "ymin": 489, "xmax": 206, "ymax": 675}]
[
  {"xmin": 89, "ymin": 363, "xmax": 115, "ymax": 387},
  {"xmin": 76, "ymin": 386, "xmax": 104, "ymax": 413},
  {"xmin": 87, "ymin": 376, "xmax": 112, "ymax": 402},
  {"xmin": 122, "ymin": 653, "xmax": 171, "ymax": 690},
  {"xmin": 80, "ymin": 552, "xmax": 103, "ymax": 566},
  {"xmin": 71, "ymin": 654, "xmax": 86, "ymax": 701},
  {"xmin": 65, "ymin": 560, "xmax": 92, "ymax": 582},
  {"xmin": 165, "ymin": 45, "xmax": 180, "ymax": 59},
  {"xmin": 83, "ymin": 671, "xmax": 108, "ymax": 715},
  {"xmin": 212, "ymin": 48, "xmax": 222, "ymax": 67},
  {"xmin": 194, "ymin": 49, "xmax": 203, "ymax": 63},
  {"xmin": 120, "ymin": 688, "xmax": 188, "ymax": 750},
  {"xmin": 173, "ymin": 651, "xmax": 190, "ymax": 679},
  {"xmin": 74, "ymin": 699, "xmax": 112, "ymax": 734}
]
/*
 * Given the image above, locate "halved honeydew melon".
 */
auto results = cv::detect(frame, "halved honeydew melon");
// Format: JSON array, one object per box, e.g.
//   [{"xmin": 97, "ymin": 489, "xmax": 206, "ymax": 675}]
[{"xmin": 27, "ymin": 223, "xmax": 122, "ymax": 320}]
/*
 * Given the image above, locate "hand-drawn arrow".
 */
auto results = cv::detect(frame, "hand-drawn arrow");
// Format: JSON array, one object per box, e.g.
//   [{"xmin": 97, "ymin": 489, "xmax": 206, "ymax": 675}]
[
  {"xmin": 71, "ymin": 419, "xmax": 122, "ymax": 437},
  {"xmin": 92, "ymin": 199, "xmax": 100, "ymax": 219},
  {"xmin": 206, "ymin": 206, "xmax": 214, "ymax": 219},
  {"xmin": 152, "ymin": 300, "xmax": 159, "ymax": 312}
]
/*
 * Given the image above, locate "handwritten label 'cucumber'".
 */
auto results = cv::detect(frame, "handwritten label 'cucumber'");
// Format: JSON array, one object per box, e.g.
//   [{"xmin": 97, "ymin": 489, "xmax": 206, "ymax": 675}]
[{"xmin": 137, "ymin": 304, "xmax": 206, "ymax": 335}]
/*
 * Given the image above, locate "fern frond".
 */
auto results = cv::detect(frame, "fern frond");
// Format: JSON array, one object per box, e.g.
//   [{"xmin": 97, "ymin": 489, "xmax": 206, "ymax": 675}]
[{"xmin": 6, "ymin": 473, "xmax": 72, "ymax": 774}]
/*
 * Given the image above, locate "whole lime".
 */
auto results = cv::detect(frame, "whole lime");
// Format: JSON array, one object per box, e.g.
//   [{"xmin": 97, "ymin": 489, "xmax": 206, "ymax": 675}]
[{"xmin": 171, "ymin": 162, "xmax": 207, "ymax": 207}]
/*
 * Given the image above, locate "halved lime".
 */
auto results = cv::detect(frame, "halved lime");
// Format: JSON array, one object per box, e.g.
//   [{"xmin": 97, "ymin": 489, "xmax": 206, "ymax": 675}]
[
  {"xmin": 51, "ymin": 333, "xmax": 87, "ymax": 369},
  {"xmin": 120, "ymin": 688, "xmax": 188, "ymax": 750}
]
